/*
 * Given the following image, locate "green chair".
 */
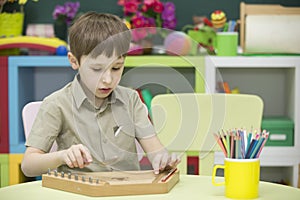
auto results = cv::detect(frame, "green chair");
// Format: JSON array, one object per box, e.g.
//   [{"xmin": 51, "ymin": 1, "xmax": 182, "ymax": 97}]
[{"xmin": 151, "ymin": 93, "xmax": 264, "ymax": 175}]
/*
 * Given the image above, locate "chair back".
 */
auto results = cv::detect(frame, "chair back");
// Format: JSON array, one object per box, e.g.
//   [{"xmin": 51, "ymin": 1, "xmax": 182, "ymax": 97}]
[
  {"xmin": 151, "ymin": 93, "xmax": 264, "ymax": 174},
  {"xmin": 22, "ymin": 101, "xmax": 58, "ymax": 152}
]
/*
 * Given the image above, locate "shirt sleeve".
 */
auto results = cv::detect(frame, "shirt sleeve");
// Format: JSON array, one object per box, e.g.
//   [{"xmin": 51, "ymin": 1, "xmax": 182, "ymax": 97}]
[
  {"xmin": 131, "ymin": 90, "xmax": 156, "ymax": 139},
  {"xmin": 25, "ymin": 99, "xmax": 62, "ymax": 152}
]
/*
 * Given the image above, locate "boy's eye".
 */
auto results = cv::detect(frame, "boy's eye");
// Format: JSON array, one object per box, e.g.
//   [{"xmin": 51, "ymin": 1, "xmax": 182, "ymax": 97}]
[
  {"xmin": 112, "ymin": 66, "xmax": 122, "ymax": 71},
  {"xmin": 92, "ymin": 68, "xmax": 102, "ymax": 72}
]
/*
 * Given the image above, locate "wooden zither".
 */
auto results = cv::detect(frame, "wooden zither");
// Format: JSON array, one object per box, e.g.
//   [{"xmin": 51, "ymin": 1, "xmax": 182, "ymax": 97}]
[{"xmin": 42, "ymin": 168, "xmax": 179, "ymax": 197}]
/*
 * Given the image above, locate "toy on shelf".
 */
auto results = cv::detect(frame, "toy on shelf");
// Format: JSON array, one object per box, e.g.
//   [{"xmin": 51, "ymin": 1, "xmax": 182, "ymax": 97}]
[
  {"xmin": 217, "ymin": 81, "xmax": 240, "ymax": 94},
  {"xmin": 210, "ymin": 10, "xmax": 227, "ymax": 30},
  {"xmin": 182, "ymin": 16, "xmax": 216, "ymax": 55},
  {"xmin": 164, "ymin": 31, "xmax": 192, "ymax": 56},
  {"xmin": 0, "ymin": 36, "xmax": 67, "ymax": 55},
  {"xmin": 192, "ymin": 16, "xmax": 213, "ymax": 30},
  {"xmin": 55, "ymin": 45, "xmax": 68, "ymax": 56}
]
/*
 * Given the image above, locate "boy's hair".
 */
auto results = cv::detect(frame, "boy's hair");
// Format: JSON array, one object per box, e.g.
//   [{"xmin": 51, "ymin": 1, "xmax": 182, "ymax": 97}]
[{"xmin": 68, "ymin": 12, "xmax": 131, "ymax": 63}]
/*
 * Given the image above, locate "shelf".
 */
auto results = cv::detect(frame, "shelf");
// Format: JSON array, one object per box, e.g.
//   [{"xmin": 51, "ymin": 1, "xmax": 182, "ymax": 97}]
[
  {"xmin": 125, "ymin": 56, "xmax": 205, "ymax": 93},
  {"xmin": 125, "ymin": 56, "xmax": 203, "ymax": 67},
  {"xmin": 207, "ymin": 56, "xmax": 300, "ymax": 187},
  {"xmin": 8, "ymin": 56, "xmax": 71, "ymax": 153},
  {"xmin": 216, "ymin": 67, "xmax": 294, "ymax": 117}
]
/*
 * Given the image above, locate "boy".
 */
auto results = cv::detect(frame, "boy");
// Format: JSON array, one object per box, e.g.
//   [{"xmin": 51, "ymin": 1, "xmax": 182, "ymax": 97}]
[{"xmin": 21, "ymin": 12, "xmax": 180, "ymax": 177}]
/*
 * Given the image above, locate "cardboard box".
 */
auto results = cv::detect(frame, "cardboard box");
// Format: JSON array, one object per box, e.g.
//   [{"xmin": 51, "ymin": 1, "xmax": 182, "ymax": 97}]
[{"xmin": 240, "ymin": 2, "xmax": 300, "ymax": 54}]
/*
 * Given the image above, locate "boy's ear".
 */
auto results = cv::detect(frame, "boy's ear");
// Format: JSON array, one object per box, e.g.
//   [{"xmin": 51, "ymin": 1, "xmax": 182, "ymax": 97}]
[{"xmin": 68, "ymin": 52, "xmax": 80, "ymax": 70}]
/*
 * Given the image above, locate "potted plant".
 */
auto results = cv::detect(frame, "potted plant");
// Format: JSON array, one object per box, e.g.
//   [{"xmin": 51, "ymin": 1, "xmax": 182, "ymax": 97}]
[
  {"xmin": 0, "ymin": 0, "xmax": 38, "ymax": 38},
  {"xmin": 52, "ymin": 1, "xmax": 80, "ymax": 41}
]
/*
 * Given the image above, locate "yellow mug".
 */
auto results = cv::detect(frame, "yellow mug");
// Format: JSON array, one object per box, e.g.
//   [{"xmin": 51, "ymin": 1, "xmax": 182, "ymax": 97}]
[{"xmin": 212, "ymin": 158, "xmax": 260, "ymax": 199}]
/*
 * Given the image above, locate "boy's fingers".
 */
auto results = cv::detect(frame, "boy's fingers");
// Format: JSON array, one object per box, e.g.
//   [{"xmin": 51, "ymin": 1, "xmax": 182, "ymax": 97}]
[
  {"xmin": 176, "ymin": 155, "xmax": 181, "ymax": 165},
  {"xmin": 65, "ymin": 144, "xmax": 92, "ymax": 168},
  {"xmin": 65, "ymin": 156, "xmax": 74, "ymax": 168},
  {"xmin": 159, "ymin": 153, "xmax": 169, "ymax": 171},
  {"xmin": 73, "ymin": 147, "xmax": 84, "ymax": 168},
  {"xmin": 152, "ymin": 154, "xmax": 163, "ymax": 174},
  {"xmin": 166, "ymin": 153, "xmax": 181, "ymax": 168},
  {"xmin": 67, "ymin": 149, "xmax": 79, "ymax": 168},
  {"xmin": 167, "ymin": 153, "xmax": 177, "ymax": 167},
  {"xmin": 152, "ymin": 152, "xmax": 182, "ymax": 174},
  {"xmin": 81, "ymin": 146, "xmax": 93, "ymax": 164}
]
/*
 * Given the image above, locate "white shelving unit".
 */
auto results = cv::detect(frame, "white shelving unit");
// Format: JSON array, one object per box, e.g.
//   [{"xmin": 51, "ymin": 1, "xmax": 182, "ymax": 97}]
[{"xmin": 205, "ymin": 56, "xmax": 300, "ymax": 187}]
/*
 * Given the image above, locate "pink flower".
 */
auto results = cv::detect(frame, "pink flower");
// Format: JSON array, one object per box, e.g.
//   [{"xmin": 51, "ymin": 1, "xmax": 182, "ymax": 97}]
[
  {"xmin": 144, "ymin": 0, "xmax": 155, "ymax": 5},
  {"xmin": 131, "ymin": 15, "xmax": 145, "ymax": 28},
  {"xmin": 124, "ymin": 1, "xmax": 139, "ymax": 14},
  {"xmin": 118, "ymin": 0, "xmax": 141, "ymax": 6},
  {"xmin": 152, "ymin": 0, "xmax": 163, "ymax": 13},
  {"xmin": 118, "ymin": 0, "xmax": 177, "ymax": 41},
  {"xmin": 141, "ymin": 3, "xmax": 151, "ymax": 12}
]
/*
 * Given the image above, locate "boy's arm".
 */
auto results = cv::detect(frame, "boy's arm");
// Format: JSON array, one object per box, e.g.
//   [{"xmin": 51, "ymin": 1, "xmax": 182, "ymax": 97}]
[
  {"xmin": 21, "ymin": 147, "xmax": 66, "ymax": 177},
  {"xmin": 139, "ymin": 135, "xmax": 180, "ymax": 174},
  {"xmin": 21, "ymin": 144, "xmax": 93, "ymax": 177}
]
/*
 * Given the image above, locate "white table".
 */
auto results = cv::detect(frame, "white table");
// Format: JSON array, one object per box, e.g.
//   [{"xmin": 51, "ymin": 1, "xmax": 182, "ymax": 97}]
[{"xmin": 1, "ymin": 175, "xmax": 300, "ymax": 200}]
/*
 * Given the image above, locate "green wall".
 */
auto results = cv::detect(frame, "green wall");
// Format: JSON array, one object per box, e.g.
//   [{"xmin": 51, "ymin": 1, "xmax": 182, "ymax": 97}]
[{"xmin": 24, "ymin": 0, "xmax": 300, "ymax": 31}]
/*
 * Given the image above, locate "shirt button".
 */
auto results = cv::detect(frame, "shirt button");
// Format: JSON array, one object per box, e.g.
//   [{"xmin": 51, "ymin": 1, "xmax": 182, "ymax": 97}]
[{"xmin": 103, "ymin": 138, "xmax": 107, "ymax": 143}]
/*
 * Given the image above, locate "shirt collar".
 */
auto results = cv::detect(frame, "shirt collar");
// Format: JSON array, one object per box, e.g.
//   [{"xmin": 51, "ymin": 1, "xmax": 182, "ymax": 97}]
[
  {"xmin": 110, "ymin": 86, "xmax": 126, "ymax": 105},
  {"xmin": 72, "ymin": 74, "xmax": 87, "ymax": 109}
]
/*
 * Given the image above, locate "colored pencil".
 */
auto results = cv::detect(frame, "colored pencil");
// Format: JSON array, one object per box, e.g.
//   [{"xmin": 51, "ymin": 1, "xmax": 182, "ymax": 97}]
[
  {"xmin": 245, "ymin": 134, "xmax": 258, "ymax": 159},
  {"xmin": 251, "ymin": 137, "xmax": 265, "ymax": 158},
  {"xmin": 236, "ymin": 135, "xmax": 241, "ymax": 159},
  {"xmin": 213, "ymin": 133, "xmax": 228, "ymax": 157},
  {"xmin": 239, "ymin": 130, "xmax": 245, "ymax": 158},
  {"xmin": 249, "ymin": 134, "xmax": 262, "ymax": 158},
  {"xmin": 219, "ymin": 131, "xmax": 228, "ymax": 152},
  {"xmin": 225, "ymin": 130, "xmax": 230, "ymax": 158},
  {"xmin": 246, "ymin": 132, "xmax": 252, "ymax": 153},
  {"xmin": 243, "ymin": 129, "xmax": 248, "ymax": 154},
  {"xmin": 256, "ymin": 132, "xmax": 269, "ymax": 158},
  {"xmin": 230, "ymin": 131, "xmax": 235, "ymax": 158}
]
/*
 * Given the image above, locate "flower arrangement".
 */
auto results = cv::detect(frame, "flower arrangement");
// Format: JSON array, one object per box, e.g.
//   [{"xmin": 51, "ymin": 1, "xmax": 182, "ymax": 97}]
[
  {"xmin": 0, "ymin": 0, "xmax": 38, "ymax": 13},
  {"xmin": 118, "ymin": 0, "xmax": 177, "ymax": 42},
  {"xmin": 52, "ymin": 1, "xmax": 80, "ymax": 25}
]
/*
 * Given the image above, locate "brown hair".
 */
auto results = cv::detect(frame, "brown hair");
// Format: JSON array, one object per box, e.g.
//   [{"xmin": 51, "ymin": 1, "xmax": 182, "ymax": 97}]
[{"xmin": 68, "ymin": 12, "xmax": 131, "ymax": 63}]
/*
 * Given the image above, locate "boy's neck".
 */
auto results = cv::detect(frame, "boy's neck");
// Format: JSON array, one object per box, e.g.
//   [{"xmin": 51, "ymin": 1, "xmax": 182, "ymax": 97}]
[{"xmin": 78, "ymin": 78, "xmax": 105, "ymax": 108}]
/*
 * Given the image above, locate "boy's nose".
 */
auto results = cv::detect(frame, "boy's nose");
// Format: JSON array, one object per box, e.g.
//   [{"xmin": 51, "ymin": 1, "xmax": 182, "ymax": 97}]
[{"xmin": 101, "ymin": 71, "xmax": 112, "ymax": 84}]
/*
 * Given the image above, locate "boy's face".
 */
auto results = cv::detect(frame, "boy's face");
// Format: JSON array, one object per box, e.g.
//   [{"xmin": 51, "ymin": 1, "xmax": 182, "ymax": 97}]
[{"xmin": 70, "ymin": 52, "xmax": 125, "ymax": 101}]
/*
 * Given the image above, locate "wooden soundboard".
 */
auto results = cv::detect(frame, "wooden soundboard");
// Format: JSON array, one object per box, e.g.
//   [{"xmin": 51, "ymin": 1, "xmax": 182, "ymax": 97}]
[{"xmin": 42, "ymin": 168, "xmax": 179, "ymax": 197}]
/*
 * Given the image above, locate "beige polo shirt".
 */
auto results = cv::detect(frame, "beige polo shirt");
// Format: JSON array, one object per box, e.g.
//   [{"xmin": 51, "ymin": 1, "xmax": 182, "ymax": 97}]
[{"xmin": 26, "ymin": 74, "xmax": 156, "ymax": 172}]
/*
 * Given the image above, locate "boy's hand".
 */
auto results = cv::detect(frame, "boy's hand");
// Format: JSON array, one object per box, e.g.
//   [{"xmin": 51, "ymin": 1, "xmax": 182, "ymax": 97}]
[
  {"xmin": 152, "ymin": 152, "xmax": 181, "ymax": 174},
  {"xmin": 62, "ymin": 144, "xmax": 93, "ymax": 168}
]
